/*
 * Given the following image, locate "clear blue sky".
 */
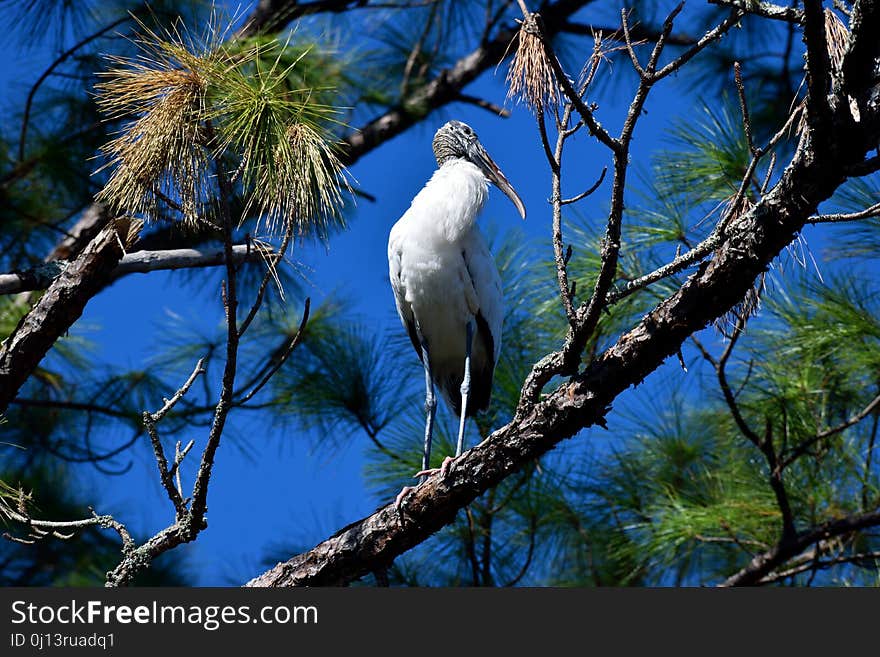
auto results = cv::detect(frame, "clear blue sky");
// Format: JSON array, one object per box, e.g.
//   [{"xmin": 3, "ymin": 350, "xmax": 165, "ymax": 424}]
[{"xmin": 2, "ymin": 2, "xmax": 853, "ymax": 585}]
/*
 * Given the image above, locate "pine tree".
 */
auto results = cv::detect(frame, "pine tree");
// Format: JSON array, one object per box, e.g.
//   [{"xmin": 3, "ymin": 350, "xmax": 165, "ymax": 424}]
[{"xmin": 2, "ymin": 0, "xmax": 879, "ymax": 587}]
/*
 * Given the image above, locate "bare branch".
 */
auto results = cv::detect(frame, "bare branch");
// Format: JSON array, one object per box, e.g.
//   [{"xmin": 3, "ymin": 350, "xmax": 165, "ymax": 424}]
[
  {"xmin": 807, "ymin": 201, "xmax": 880, "ymax": 224},
  {"xmin": 652, "ymin": 9, "xmax": 744, "ymax": 80},
  {"xmin": 0, "ymin": 244, "xmax": 272, "ymax": 296},
  {"xmin": 781, "ymin": 391, "xmax": 880, "ymax": 468},
  {"xmin": 142, "ymin": 358, "xmax": 207, "ymax": 516},
  {"xmin": 721, "ymin": 509, "xmax": 880, "ymax": 586},
  {"xmin": 455, "ymin": 93, "xmax": 511, "ymax": 117},
  {"xmin": 559, "ymin": 21, "xmax": 696, "ymax": 46},
  {"xmin": 708, "ymin": 0, "xmax": 804, "ymax": 24},
  {"xmin": 548, "ymin": 103, "xmax": 577, "ymax": 324},
  {"xmin": 237, "ymin": 298, "xmax": 310, "ymax": 404},
  {"xmin": 608, "ymin": 102, "xmax": 804, "ymax": 305},
  {"xmin": 560, "ymin": 166, "xmax": 606, "ymax": 205},
  {"xmin": 759, "ymin": 550, "xmax": 880, "ymax": 583},
  {"xmin": 187, "ymin": 136, "xmax": 241, "ymax": 534},
  {"xmin": 238, "ymin": 225, "xmax": 296, "ymax": 338},
  {"xmin": 734, "ymin": 62, "xmax": 758, "ymax": 156},
  {"xmin": 1, "ymin": 490, "xmax": 134, "ymax": 555},
  {"xmin": 620, "ymin": 9, "xmax": 648, "ymax": 78}
]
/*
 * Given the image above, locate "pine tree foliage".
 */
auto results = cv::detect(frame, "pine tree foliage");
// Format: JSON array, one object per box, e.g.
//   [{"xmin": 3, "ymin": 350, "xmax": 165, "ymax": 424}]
[{"xmin": 2, "ymin": 0, "xmax": 880, "ymax": 586}]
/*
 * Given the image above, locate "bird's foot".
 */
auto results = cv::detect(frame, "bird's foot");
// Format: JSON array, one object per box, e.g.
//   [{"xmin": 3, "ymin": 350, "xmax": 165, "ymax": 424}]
[
  {"xmin": 394, "ymin": 485, "xmax": 417, "ymax": 522},
  {"xmin": 395, "ymin": 457, "xmax": 457, "ymax": 525},
  {"xmin": 414, "ymin": 455, "xmax": 455, "ymax": 480}
]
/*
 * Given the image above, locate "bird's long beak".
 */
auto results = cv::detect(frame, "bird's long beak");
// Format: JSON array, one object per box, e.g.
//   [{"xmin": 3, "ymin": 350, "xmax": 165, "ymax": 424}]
[{"xmin": 468, "ymin": 142, "xmax": 526, "ymax": 219}]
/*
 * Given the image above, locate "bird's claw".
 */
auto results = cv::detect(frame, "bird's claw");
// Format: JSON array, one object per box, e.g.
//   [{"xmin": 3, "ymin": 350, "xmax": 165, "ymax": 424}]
[
  {"xmin": 395, "ymin": 456, "xmax": 456, "ymax": 525},
  {"xmin": 413, "ymin": 455, "xmax": 455, "ymax": 480},
  {"xmin": 394, "ymin": 485, "xmax": 417, "ymax": 520}
]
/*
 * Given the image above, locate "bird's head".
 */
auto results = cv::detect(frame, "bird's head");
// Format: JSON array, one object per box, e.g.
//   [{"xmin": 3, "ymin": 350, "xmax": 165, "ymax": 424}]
[{"xmin": 432, "ymin": 120, "xmax": 526, "ymax": 219}]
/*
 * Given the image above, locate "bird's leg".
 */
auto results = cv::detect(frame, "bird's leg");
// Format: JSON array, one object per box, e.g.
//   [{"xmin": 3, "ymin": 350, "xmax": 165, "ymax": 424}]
[
  {"xmin": 411, "ymin": 321, "xmax": 471, "ymax": 482},
  {"xmin": 456, "ymin": 320, "xmax": 474, "ymax": 457},
  {"xmin": 420, "ymin": 338, "xmax": 437, "ymax": 482},
  {"xmin": 395, "ymin": 337, "xmax": 437, "ymax": 519}
]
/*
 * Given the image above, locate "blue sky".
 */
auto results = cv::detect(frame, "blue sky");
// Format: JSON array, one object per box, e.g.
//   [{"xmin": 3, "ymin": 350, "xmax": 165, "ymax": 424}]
[{"xmin": 2, "ymin": 2, "xmax": 858, "ymax": 585}]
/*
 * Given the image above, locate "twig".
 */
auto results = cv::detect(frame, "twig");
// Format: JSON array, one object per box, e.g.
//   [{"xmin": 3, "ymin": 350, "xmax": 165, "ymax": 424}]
[
  {"xmin": 759, "ymin": 550, "xmax": 880, "ymax": 584},
  {"xmin": 237, "ymin": 299, "xmax": 311, "ymax": 404},
  {"xmin": 560, "ymin": 21, "xmax": 696, "ymax": 47},
  {"xmin": 170, "ymin": 439, "xmax": 195, "ymax": 499},
  {"xmin": 19, "ymin": 15, "xmax": 129, "ymax": 162},
  {"xmin": 455, "ymin": 93, "xmax": 511, "ymax": 117},
  {"xmin": 761, "ymin": 153, "xmax": 777, "ymax": 194},
  {"xmin": 237, "ymin": 222, "xmax": 296, "ymax": 338},
  {"xmin": 502, "ymin": 513, "xmax": 538, "ymax": 586},
  {"xmin": 607, "ymin": 103, "xmax": 803, "ymax": 305},
  {"xmin": 142, "ymin": 358, "xmax": 206, "ymax": 516},
  {"xmin": 539, "ymin": 102, "xmax": 577, "ymax": 323},
  {"xmin": 560, "ymin": 167, "xmax": 607, "ymax": 205},
  {"xmin": 399, "ymin": 0, "xmax": 440, "ymax": 96},
  {"xmin": 807, "ymin": 201, "xmax": 880, "ymax": 224},
  {"xmin": 1, "ymin": 494, "xmax": 134, "ymax": 555},
  {"xmin": 781, "ymin": 391, "xmax": 880, "ymax": 468},
  {"xmin": 734, "ymin": 62, "xmax": 758, "ymax": 156},
  {"xmin": 620, "ymin": 9, "xmax": 648, "ymax": 78}
]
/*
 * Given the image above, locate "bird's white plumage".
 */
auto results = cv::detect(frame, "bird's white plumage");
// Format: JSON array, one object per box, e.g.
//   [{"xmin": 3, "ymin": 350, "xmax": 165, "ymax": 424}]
[{"xmin": 388, "ymin": 159, "xmax": 503, "ymax": 413}]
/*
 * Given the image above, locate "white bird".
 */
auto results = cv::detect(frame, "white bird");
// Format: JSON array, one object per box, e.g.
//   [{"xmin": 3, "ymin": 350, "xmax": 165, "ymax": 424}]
[{"xmin": 388, "ymin": 120, "xmax": 526, "ymax": 486}]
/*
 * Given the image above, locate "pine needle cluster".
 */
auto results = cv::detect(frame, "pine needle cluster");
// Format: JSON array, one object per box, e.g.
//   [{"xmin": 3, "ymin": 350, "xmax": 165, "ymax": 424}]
[
  {"xmin": 94, "ymin": 14, "xmax": 349, "ymax": 238},
  {"xmin": 506, "ymin": 13, "xmax": 558, "ymax": 114}
]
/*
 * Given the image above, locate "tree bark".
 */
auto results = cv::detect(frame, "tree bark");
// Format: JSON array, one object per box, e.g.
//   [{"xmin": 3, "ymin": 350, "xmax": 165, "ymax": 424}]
[{"xmin": 0, "ymin": 216, "xmax": 132, "ymax": 413}]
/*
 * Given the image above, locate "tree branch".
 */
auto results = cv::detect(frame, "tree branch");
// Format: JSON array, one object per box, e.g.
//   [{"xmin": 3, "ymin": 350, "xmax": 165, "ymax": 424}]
[
  {"xmin": 707, "ymin": 0, "xmax": 804, "ymax": 24},
  {"xmin": 721, "ymin": 508, "xmax": 880, "ymax": 586},
  {"xmin": 338, "ymin": 0, "xmax": 598, "ymax": 166},
  {"xmin": 780, "ymin": 390, "xmax": 880, "ymax": 468},
  {"xmin": 0, "ymin": 214, "xmax": 133, "ymax": 414},
  {"xmin": 807, "ymin": 200, "xmax": 880, "ymax": 224},
  {"xmin": 0, "ymin": 244, "xmax": 272, "ymax": 295},
  {"xmin": 142, "ymin": 358, "xmax": 207, "ymax": 518}
]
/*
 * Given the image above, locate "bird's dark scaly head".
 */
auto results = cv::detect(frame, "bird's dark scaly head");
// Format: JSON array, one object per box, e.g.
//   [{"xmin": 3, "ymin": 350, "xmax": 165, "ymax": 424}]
[{"xmin": 432, "ymin": 120, "xmax": 526, "ymax": 219}]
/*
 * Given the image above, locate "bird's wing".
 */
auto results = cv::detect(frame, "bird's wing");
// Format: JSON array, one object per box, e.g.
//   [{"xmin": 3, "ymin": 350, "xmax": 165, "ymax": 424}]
[
  {"xmin": 388, "ymin": 227, "xmax": 423, "ymax": 363},
  {"xmin": 461, "ymin": 230, "xmax": 503, "ymax": 364}
]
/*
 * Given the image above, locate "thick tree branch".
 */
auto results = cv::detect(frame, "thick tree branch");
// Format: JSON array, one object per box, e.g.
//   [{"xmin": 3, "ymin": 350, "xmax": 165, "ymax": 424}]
[
  {"xmin": 0, "ymin": 215, "xmax": 134, "ymax": 414},
  {"xmin": 339, "ymin": 0, "xmax": 598, "ymax": 165}
]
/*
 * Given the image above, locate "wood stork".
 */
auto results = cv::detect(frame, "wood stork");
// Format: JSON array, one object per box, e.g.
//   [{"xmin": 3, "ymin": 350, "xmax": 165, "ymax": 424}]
[{"xmin": 388, "ymin": 120, "xmax": 525, "ymax": 487}]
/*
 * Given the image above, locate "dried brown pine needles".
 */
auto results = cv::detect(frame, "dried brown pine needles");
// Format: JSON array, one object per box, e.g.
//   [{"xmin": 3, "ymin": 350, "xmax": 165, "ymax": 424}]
[{"xmin": 93, "ymin": 15, "xmax": 349, "ymax": 240}]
